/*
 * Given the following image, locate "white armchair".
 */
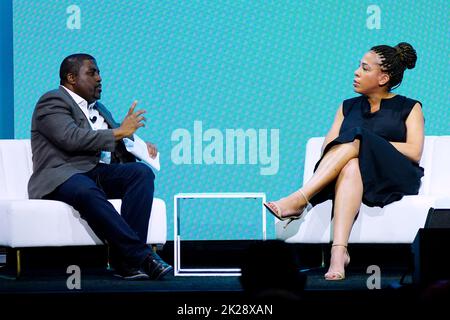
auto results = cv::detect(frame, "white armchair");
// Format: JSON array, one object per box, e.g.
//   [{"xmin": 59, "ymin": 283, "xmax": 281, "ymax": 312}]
[
  {"xmin": 276, "ymin": 136, "xmax": 450, "ymax": 244},
  {"xmin": 0, "ymin": 139, "xmax": 167, "ymax": 276}
]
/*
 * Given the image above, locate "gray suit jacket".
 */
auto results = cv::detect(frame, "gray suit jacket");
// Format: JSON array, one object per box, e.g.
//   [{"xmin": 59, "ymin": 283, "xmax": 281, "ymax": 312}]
[{"xmin": 28, "ymin": 87, "xmax": 135, "ymax": 199}]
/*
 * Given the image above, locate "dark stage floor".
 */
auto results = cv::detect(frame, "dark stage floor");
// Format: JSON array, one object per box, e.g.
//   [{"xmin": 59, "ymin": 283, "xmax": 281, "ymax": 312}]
[{"xmin": 0, "ymin": 241, "xmax": 448, "ymax": 317}]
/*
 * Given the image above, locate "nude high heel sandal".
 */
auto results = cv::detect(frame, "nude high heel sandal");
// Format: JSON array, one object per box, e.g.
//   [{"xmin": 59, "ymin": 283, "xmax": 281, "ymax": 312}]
[
  {"xmin": 263, "ymin": 189, "xmax": 310, "ymax": 228},
  {"xmin": 324, "ymin": 244, "xmax": 350, "ymax": 280}
]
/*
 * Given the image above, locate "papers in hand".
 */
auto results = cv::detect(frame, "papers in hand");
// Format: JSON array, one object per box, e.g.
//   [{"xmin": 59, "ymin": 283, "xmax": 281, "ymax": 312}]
[{"xmin": 123, "ymin": 134, "xmax": 160, "ymax": 171}]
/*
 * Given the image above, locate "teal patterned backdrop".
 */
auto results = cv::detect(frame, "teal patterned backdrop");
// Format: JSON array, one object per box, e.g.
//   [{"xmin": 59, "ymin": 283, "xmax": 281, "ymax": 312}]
[{"xmin": 13, "ymin": 0, "xmax": 449, "ymax": 240}]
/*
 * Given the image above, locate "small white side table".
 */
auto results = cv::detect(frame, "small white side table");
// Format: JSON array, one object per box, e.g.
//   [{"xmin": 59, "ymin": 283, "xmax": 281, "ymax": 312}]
[{"xmin": 173, "ymin": 192, "xmax": 267, "ymax": 276}]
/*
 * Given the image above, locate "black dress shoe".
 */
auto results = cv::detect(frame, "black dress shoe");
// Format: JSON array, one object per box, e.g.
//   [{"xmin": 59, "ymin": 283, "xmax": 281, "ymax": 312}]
[
  {"xmin": 112, "ymin": 261, "xmax": 150, "ymax": 280},
  {"xmin": 114, "ymin": 268, "xmax": 150, "ymax": 280},
  {"xmin": 142, "ymin": 252, "xmax": 173, "ymax": 280}
]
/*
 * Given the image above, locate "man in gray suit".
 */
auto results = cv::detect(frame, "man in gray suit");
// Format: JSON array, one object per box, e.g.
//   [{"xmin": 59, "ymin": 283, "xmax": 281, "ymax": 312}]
[{"xmin": 28, "ymin": 53, "xmax": 172, "ymax": 280}]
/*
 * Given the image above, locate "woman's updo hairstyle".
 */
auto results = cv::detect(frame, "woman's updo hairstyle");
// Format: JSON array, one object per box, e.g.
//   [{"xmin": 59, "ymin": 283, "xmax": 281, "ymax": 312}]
[{"xmin": 371, "ymin": 42, "xmax": 417, "ymax": 90}]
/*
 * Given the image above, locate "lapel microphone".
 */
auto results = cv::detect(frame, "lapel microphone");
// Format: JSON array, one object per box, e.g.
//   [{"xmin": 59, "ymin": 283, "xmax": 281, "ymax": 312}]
[{"xmin": 90, "ymin": 102, "xmax": 98, "ymax": 123}]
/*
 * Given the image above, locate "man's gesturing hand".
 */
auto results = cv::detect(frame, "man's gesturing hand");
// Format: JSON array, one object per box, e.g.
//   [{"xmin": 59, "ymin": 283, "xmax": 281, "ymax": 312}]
[{"xmin": 113, "ymin": 101, "xmax": 147, "ymax": 140}]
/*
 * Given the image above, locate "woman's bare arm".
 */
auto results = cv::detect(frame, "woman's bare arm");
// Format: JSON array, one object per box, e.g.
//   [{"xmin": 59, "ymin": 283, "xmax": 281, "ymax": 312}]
[{"xmin": 390, "ymin": 103, "xmax": 424, "ymax": 163}]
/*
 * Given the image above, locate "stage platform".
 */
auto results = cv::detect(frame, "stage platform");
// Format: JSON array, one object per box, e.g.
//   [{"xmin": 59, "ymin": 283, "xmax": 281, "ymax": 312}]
[{"xmin": 0, "ymin": 241, "xmax": 448, "ymax": 317}]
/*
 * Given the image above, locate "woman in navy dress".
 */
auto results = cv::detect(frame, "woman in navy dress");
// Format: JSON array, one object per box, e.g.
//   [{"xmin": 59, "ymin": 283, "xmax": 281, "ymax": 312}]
[{"xmin": 264, "ymin": 42, "xmax": 424, "ymax": 280}]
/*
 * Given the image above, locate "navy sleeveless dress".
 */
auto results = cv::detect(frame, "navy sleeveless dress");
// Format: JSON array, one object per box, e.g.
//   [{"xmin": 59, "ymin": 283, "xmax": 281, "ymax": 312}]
[{"xmin": 309, "ymin": 94, "xmax": 424, "ymax": 208}]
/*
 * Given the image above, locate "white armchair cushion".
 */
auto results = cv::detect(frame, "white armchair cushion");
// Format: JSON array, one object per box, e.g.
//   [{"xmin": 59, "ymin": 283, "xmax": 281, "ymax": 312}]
[{"xmin": 0, "ymin": 198, "xmax": 166, "ymax": 247}]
